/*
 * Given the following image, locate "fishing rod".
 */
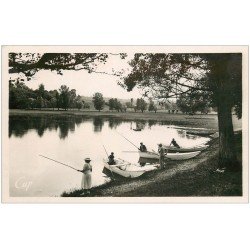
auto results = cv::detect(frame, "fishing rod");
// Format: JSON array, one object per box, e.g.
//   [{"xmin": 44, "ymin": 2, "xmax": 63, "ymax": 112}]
[
  {"xmin": 116, "ymin": 131, "xmax": 140, "ymax": 150},
  {"xmin": 39, "ymin": 155, "xmax": 81, "ymax": 172},
  {"xmin": 102, "ymin": 145, "xmax": 109, "ymax": 157}
]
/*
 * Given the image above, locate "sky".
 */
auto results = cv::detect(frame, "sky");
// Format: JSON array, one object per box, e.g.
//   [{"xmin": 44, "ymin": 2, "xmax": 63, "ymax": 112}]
[{"xmin": 11, "ymin": 53, "xmax": 143, "ymax": 99}]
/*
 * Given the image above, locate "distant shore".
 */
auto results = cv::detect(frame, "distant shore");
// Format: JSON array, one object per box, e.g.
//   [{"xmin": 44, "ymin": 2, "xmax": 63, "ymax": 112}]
[{"xmin": 61, "ymin": 132, "xmax": 242, "ymax": 197}]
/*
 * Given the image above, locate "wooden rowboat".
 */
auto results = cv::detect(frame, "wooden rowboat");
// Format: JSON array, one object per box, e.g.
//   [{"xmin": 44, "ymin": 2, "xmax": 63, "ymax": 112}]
[
  {"xmin": 139, "ymin": 150, "xmax": 201, "ymax": 160},
  {"xmin": 186, "ymin": 131, "xmax": 215, "ymax": 137},
  {"xmin": 161, "ymin": 144, "xmax": 209, "ymax": 153},
  {"xmin": 103, "ymin": 159, "xmax": 146, "ymax": 178}
]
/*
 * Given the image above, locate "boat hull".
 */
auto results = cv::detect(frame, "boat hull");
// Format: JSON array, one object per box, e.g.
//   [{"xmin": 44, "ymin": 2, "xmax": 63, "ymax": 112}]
[
  {"xmin": 103, "ymin": 159, "xmax": 146, "ymax": 178},
  {"xmin": 139, "ymin": 151, "xmax": 201, "ymax": 160},
  {"xmin": 161, "ymin": 144, "xmax": 209, "ymax": 153},
  {"xmin": 139, "ymin": 151, "xmax": 159, "ymax": 159},
  {"xmin": 186, "ymin": 131, "xmax": 215, "ymax": 137}
]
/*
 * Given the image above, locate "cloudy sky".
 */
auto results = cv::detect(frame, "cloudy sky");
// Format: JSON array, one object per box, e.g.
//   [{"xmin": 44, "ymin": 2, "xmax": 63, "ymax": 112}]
[{"xmin": 12, "ymin": 53, "xmax": 143, "ymax": 99}]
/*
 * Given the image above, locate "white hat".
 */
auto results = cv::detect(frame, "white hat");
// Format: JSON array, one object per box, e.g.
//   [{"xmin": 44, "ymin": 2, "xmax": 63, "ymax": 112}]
[{"xmin": 85, "ymin": 157, "xmax": 91, "ymax": 161}]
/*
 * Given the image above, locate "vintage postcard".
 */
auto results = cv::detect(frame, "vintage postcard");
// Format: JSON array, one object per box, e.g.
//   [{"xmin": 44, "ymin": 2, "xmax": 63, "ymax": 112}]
[{"xmin": 1, "ymin": 46, "xmax": 248, "ymax": 203}]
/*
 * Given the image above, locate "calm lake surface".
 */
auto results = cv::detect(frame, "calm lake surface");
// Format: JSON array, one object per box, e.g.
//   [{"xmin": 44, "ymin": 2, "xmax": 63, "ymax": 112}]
[{"xmin": 9, "ymin": 114, "xmax": 241, "ymax": 197}]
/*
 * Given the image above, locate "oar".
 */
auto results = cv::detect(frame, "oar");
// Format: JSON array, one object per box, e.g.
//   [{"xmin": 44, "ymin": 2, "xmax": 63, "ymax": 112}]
[
  {"xmin": 39, "ymin": 155, "xmax": 81, "ymax": 172},
  {"xmin": 116, "ymin": 131, "xmax": 140, "ymax": 150}
]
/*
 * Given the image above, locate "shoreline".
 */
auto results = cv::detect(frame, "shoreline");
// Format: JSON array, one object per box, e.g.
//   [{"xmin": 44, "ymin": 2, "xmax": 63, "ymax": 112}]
[{"xmin": 61, "ymin": 132, "xmax": 242, "ymax": 197}]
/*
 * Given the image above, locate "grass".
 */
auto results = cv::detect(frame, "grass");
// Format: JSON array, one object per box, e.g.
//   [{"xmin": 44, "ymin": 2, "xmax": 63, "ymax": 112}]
[
  {"xmin": 61, "ymin": 133, "xmax": 242, "ymax": 197},
  {"xmin": 121, "ymin": 155, "xmax": 242, "ymax": 197}
]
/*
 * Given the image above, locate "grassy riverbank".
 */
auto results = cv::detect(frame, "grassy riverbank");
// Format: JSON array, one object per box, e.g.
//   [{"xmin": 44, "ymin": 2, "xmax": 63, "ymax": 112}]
[{"xmin": 61, "ymin": 132, "xmax": 242, "ymax": 197}]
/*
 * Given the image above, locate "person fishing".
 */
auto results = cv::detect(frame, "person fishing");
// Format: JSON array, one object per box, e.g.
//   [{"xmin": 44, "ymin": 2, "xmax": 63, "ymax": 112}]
[
  {"xmin": 158, "ymin": 144, "xmax": 165, "ymax": 169},
  {"xmin": 139, "ymin": 142, "xmax": 147, "ymax": 152},
  {"xmin": 170, "ymin": 138, "xmax": 180, "ymax": 148},
  {"xmin": 108, "ymin": 152, "xmax": 115, "ymax": 165},
  {"xmin": 79, "ymin": 157, "xmax": 92, "ymax": 195}
]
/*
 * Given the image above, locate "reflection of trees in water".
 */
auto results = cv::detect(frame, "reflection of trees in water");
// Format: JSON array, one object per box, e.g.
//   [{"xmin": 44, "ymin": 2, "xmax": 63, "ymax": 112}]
[
  {"xmin": 134, "ymin": 120, "xmax": 146, "ymax": 130},
  {"xmin": 9, "ymin": 115, "xmax": 86, "ymax": 139},
  {"xmin": 176, "ymin": 129, "xmax": 186, "ymax": 138},
  {"xmin": 36, "ymin": 117, "xmax": 51, "ymax": 137},
  {"xmin": 58, "ymin": 122, "xmax": 70, "ymax": 139},
  {"xmin": 93, "ymin": 117, "xmax": 104, "ymax": 133},
  {"xmin": 9, "ymin": 116, "xmax": 47, "ymax": 138},
  {"xmin": 148, "ymin": 120, "xmax": 157, "ymax": 129},
  {"xmin": 157, "ymin": 121, "xmax": 171, "ymax": 126},
  {"xmin": 108, "ymin": 118, "xmax": 122, "ymax": 130},
  {"xmin": 9, "ymin": 117, "xmax": 30, "ymax": 138},
  {"xmin": 75, "ymin": 116, "xmax": 83, "ymax": 127}
]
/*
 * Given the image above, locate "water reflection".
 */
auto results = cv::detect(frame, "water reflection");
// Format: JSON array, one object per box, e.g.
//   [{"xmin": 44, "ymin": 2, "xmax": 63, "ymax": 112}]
[
  {"xmin": 93, "ymin": 117, "xmax": 104, "ymax": 132},
  {"xmin": 148, "ymin": 120, "xmax": 157, "ymax": 129},
  {"xmin": 9, "ymin": 116, "xmax": 127, "ymax": 139},
  {"xmin": 108, "ymin": 119, "xmax": 122, "ymax": 130},
  {"xmin": 129, "ymin": 120, "xmax": 147, "ymax": 131},
  {"xmin": 9, "ymin": 115, "xmax": 81, "ymax": 139},
  {"xmin": 136, "ymin": 121, "xmax": 146, "ymax": 130},
  {"xmin": 10, "ymin": 116, "xmax": 179, "ymax": 139},
  {"xmin": 176, "ymin": 129, "xmax": 186, "ymax": 138},
  {"xmin": 9, "ymin": 116, "xmax": 217, "ymax": 140}
]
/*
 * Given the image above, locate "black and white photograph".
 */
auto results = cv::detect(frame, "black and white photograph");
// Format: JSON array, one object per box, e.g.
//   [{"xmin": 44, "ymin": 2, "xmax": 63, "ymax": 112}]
[
  {"xmin": 1, "ymin": 46, "xmax": 248, "ymax": 202},
  {"xmin": 1, "ymin": 1, "xmax": 250, "ymax": 250}
]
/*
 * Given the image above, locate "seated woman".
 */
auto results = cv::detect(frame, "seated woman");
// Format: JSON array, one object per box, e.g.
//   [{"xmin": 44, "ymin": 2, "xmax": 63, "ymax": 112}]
[{"xmin": 108, "ymin": 152, "xmax": 116, "ymax": 165}]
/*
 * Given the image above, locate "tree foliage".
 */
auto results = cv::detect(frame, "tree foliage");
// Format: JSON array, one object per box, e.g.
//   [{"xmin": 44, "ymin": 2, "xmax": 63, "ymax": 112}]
[
  {"xmin": 108, "ymin": 98, "xmax": 126, "ymax": 112},
  {"xmin": 176, "ymin": 91, "xmax": 211, "ymax": 114},
  {"xmin": 121, "ymin": 53, "xmax": 241, "ymax": 115},
  {"xmin": 92, "ymin": 92, "xmax": 105, "ymax": 111},
  {"xmin": 148, "ymin": 100, "xmax": 157, "ymax": 113},
  {"xmin": 136, "ymin": 98, "xmax": 147, "ymax": 113},
  {"xmin": 121, "ymin": 53, "xmax": 242, "ymax": 170},
  {"xmin": 9, "ymin": 53, "xmax": 127, "ymax": 79},
  {"xmin": 9, "ymin": 79, "xmax": 83, "ymax": 111},
  {"xmin": 58, "ymin": 85, "xmax": 70, "ymax": 110}
]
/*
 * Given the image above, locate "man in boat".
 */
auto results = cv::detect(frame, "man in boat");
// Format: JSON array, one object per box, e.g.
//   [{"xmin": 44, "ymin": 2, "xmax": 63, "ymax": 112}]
[
  {"xmin": 108, "ymin": 152, "xmax": 116, "ymax": 165},
  {"xmin": 170, "ymin": 138, "xmax": 180, "ymax": 148},
  {"xmin": 139, "ymin": 142, "xmax": 147, "ymax": 152},
  {"xmin": 79, "ymin": 157, "xmax": 92, "ymax": 195},
  {"xmin": 158, "ymin": 144, "xmax": 165, "ymax": 169}
]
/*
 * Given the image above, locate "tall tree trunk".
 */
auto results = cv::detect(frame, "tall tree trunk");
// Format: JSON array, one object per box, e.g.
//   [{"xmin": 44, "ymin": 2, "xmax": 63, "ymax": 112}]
[{"xmin": 217, "ymin": 86, "xmax": 238, "ymax": 171}]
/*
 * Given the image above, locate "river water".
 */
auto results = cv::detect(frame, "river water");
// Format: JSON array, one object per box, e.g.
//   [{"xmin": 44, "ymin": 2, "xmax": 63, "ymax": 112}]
[{"xmin": 8, "ymin": 114, "xmax": 241, "ymax": 197}]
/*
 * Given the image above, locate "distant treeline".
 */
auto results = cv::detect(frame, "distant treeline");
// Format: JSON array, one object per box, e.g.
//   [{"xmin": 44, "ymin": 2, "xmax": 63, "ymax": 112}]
[
  {"xmin": 9, "ymin": 79, "xmax": 213, "ymax": 114},
  {"xmin": 9, "ymin": 79, "xmax": 88, "ymax": 110},
  {"xmin": 8, "ymin": 79, "xmax": 159, "ymax": 113}
]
